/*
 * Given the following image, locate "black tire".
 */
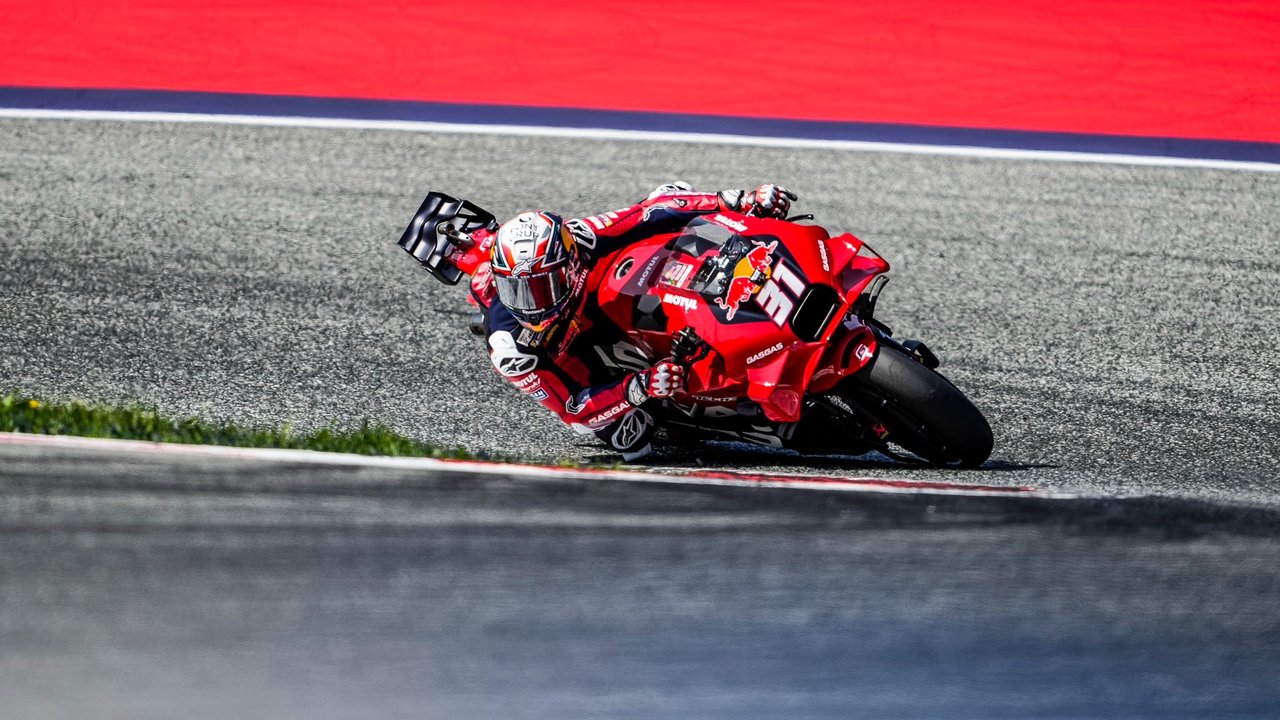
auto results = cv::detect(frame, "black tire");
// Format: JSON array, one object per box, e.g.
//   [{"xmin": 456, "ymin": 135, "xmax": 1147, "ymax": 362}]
[{"xmin": 839, "ymin": 346, "xmax": 993, "ymax": 467}]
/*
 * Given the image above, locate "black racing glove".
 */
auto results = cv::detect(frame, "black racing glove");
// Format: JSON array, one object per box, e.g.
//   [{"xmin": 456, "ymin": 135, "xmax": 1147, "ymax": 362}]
[{"xmin": 719, "ymin": 184, "xmax": 797, "ymax": 218}]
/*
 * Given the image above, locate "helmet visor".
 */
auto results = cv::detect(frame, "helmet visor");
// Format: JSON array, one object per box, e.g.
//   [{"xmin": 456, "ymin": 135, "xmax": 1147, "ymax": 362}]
[{"xmin": 494, "ymin": 267, "xmax": 572, "ymax": 313}]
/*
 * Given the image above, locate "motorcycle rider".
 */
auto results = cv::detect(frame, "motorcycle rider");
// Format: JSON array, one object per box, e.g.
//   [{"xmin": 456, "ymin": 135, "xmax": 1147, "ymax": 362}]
[{"xmin": 471, "ymin": 182, "xmax": 796, "ymax": 461}]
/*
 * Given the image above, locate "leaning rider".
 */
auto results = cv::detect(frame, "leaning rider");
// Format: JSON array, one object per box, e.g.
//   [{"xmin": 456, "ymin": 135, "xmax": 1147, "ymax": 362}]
[{"xmin": 468, "ymin": 182, "xmax": 796, "ymax": 461}]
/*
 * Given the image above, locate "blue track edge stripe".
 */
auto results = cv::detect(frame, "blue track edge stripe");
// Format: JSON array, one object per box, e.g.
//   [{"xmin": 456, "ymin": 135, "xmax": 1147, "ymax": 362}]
[{"xmin": 3, "ymin": 86, "xmax": 1278, "ymax": 164}]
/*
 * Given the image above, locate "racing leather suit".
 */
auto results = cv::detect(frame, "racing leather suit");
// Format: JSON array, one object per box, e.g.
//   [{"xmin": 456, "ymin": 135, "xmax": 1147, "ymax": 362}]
[{"xmin": 476, "ymin": 184, "xmax": 744, "ymax": 460}]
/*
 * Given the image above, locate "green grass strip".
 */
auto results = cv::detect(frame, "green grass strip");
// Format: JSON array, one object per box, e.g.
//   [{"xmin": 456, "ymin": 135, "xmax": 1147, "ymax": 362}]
[{"xmin": 0, "ymin": 391, "xmax": 475, "ymax": 460}]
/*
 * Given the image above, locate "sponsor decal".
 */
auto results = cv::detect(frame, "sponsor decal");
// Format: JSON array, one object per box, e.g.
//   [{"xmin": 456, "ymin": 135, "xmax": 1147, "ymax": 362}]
[
  {"xmin": 660, "ymin": 261, "xmax": 694, "ymax": 288},
  {"xmin": 470, "ymin": 263, "xmax": 492, "ymax": 294},
  {"xmin": 816, "ymin": 239, "xmax": 830, "ymax": 272},
  {"xmin": 584, "ymin": 211, "xmax": 618, "ymax": 230},
  {"xmin": 753, "ymin": 259, "xmax": 807, "ymax": 328},
  {"xmin": 746, "ymin": 342, "xmax": 784, "ymax": 365},
  {"xmin": 530, "ymin": 389, "xmax": 548, "ymax": 401},
  {"xmin": 589, "ymin": 401, "xmax": 632, "ymax": 427},
  {"xmin": 855, "ymin": 343, "xmax": 874, "ymax": 363},
  {"xmin": 626, "ymin": 376, "xmax": 648, "ymax": 407},
  {"xmin": 610, "ymin": 408, "xmax": 650, "ymax": 451},
  {"xmin": 510, "ymin": 257, "xmax": 536, "ymax": 276},
  {"xmin": 494, "ymin": 212, "xmax": 570, "ymax": 274},
  {"xmin": 714, "ymin": 239, "xmax": 777, "ymax": 321},
  {"xmin": 662, "ymin": 293, "xmax": 697, "ymax": 312},
  {"xmin": 691, "ymin": 394, "xmax": 728, "ymax": 402},
  {"xmin": 636, "ymin": 255, "xmax": 661, "ymax": 286},
  {"xmin": 712, "ymin": 214, "xmax": 748, "ymax": 233},
  {"xmin": 565, "ymin": 218, "xmax": 597, "ymax": 248},
  {"xmin": 489, "ymin": 331, "xmax": 539, "ymax": 377},
  {"xmin": 496, "ymin": 354, "xmax": 537, "ymax": 376},
  {"xmin": 512, "ymin": 374, "xmax": 539, "ymax": 390},
  {"xmin": 507, "ymin": 213, "xmax": 541, "ymax": 240}
]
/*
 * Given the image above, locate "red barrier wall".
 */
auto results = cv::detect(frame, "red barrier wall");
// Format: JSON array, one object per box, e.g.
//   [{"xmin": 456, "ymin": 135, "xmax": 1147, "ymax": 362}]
[{"xmin": 1, "ymin": 1, "xmax": 1276, "ymax": 143}]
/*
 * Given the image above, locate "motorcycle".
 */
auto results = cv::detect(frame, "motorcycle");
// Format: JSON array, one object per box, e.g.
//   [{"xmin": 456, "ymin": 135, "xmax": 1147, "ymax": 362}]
[{"xmin": 399, "ymin": 192, "xmax": 993, "ymax": 467}]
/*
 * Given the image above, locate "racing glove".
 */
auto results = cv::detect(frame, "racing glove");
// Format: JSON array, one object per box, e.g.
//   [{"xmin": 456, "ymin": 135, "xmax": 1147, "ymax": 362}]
[
  {"xmin": 719, "ymin": 184, "xmax": 797, "ymax": 219},
  {"xmin": 647, "ymin": 180, "xmax": 696, "ymax": 199},
  {"xmin": 626, "ymin": 359, "xmax": 685, "ymax": 406}
]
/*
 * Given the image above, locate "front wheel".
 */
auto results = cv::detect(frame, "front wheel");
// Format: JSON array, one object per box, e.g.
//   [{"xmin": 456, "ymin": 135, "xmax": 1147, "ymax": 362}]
[{"xmin": 838, "ymin": 345, "xmax": 993, "ymax": 467}]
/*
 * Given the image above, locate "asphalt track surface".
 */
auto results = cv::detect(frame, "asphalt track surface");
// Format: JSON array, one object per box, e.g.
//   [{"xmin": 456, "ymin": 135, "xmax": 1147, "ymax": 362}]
[
  {"xmin": 3, "ymin": 439, "xmax": 1280, "ymax": 719},
  {"xmin": 3, "ymin": 117, "xmax": 1278, "ymax": 502},
  {"xmin": 2, "ymin": 118, "xmax": 1280, "ymax": 717}
]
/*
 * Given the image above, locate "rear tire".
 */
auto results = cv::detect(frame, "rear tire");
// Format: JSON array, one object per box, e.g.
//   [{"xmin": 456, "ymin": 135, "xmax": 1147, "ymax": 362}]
[{"xmin": 839, "ymin": 346, "xmax": 993, "ymax": 467}]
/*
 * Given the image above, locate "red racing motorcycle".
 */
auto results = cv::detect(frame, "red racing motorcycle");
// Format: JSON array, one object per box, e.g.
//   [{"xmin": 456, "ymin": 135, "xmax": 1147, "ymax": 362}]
[{"xmin": 400, "ymin": 192, "xmax": 993, "ymax": 467}]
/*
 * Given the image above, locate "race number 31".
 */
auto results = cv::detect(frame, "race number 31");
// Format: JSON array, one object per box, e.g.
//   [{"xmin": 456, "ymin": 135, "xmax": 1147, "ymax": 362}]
[{"xmin": 755, "ymin": 261, "xmax": 806, "ymax": 328}]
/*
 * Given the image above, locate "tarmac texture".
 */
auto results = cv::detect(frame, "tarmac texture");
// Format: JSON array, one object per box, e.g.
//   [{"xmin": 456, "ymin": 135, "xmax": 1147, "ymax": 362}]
[
  {"xmin": 2, "ymin": 442, "xmax": 1280, "ymax": 719},
  {"xmin": 2, "ymin": 118, "xmax": 1279, "ymax": 717}
]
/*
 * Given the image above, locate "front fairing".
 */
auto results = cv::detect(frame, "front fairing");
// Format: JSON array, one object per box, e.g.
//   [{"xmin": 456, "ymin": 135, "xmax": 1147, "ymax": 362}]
[{"xmin": 594, "ymin": 213, "xmax": 890, "ymax": 423}]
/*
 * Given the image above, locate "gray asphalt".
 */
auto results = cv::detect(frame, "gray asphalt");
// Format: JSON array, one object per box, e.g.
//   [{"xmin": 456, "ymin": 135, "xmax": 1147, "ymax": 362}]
[
  {"xmin": 2, "ymin": 441, "xmax": 1280, "ymax": 719},
  {"xmin": 2, "ymin": 118, "xmax": 1280, "ymax": 717},
  {"xmin": 2, "ymin": 118, "xmax": 1277, "ymax": 504}
]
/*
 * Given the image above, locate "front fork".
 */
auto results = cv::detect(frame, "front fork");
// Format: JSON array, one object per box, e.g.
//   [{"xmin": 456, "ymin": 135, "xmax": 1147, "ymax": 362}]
[
  {"xmin": 851, "ymin": 274, "xmax": 940, "ymax": 370},
  {"xmin": 784, "ymin": 280, "xmax": 944, "ymax": 453},
  {"xmin": 867, "ymin": 323, "xmax": 941, "ymax": 370}
]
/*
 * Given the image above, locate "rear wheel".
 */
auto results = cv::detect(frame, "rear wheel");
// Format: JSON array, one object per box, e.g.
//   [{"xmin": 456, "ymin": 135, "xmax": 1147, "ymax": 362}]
[{"xmin": 838, "ymin": 345, "xmax": 993, "ymax": 467}]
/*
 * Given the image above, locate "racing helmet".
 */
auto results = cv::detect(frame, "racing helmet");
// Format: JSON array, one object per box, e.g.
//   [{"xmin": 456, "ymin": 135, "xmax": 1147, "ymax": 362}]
[{"xmin": 490, "ymin": 211, "xmax": 582, "ymax": 332}]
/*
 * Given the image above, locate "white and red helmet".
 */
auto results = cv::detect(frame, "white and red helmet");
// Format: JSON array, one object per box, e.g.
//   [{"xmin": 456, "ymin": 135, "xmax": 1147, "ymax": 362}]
[{"xmin": 490, "ymin": 211, "xmax": 582, "ymax": 332}]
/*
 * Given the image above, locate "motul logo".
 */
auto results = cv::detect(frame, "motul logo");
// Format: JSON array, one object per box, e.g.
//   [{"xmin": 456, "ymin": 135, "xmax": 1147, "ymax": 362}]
[{"xmin": 662, "ymin": 293, "xmax": 697, "ymax": 311}]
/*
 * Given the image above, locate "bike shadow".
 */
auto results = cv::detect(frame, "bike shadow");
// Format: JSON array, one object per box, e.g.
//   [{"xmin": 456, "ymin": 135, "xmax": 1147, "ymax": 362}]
[{"xmin": 582, "ymin": 442, "xmax": 1055, "ymax": 474}]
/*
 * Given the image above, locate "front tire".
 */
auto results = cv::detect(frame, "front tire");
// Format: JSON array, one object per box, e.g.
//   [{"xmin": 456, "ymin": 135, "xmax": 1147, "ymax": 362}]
[{"xmin": 839, "ymin": 345, "xmax": 993, "ymax": 467}]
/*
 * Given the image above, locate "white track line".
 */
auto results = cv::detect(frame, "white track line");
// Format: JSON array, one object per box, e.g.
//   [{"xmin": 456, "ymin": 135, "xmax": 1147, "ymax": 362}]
[
  {"xmin": 1, "ymin": 108, "xmax": 1277, "ymax": 173},
  {"xmin": 0, "ymin": 432, "xmax": 1072, "ymax": 498}
]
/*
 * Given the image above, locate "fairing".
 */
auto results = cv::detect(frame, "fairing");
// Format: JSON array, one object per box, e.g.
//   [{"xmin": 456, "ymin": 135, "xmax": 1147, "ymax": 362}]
[{"xmin": 594, "ymin": 212, "xmax": 890, "ymax": 422}]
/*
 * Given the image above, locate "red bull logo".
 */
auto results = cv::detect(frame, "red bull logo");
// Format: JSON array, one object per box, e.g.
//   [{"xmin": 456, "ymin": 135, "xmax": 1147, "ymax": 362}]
[{"xmin": 714, "ymin": 240, "xmax": 777, "ymax": 320}]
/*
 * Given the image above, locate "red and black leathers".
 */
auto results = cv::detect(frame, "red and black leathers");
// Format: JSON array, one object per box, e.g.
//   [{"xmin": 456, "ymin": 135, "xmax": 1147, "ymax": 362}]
[{"xmin": 477, "ymin": 186, "xmax": 742, "ymax": 459}]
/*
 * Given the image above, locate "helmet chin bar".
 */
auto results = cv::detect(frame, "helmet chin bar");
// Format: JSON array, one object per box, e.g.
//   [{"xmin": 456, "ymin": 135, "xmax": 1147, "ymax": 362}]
[{"xmin": 512, "ymin": 293, "xmax": 570, "ymax": 333}]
